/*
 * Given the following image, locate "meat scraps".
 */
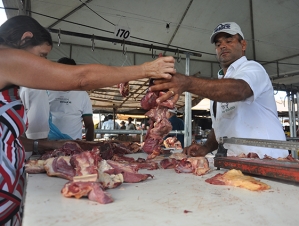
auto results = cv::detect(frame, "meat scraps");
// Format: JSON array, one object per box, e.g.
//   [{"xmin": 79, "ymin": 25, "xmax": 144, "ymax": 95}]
[
  {"xmin": 164, "ymin": 136, "xmax": 182, "ymax": 149},
  {"xmin": 205, "ymin": 169, "xmax": 271, "ymax": 191},
  {"xmin": 141, "ymin": 105, "xmax": 173, "ymax": 159},
  {"xmin": 25, "ymin": 159, "xmax": 46, "ymax": 174},
  {"xmin": 61, "ymin": 181, "xmax": 113, "ymax": 204}
]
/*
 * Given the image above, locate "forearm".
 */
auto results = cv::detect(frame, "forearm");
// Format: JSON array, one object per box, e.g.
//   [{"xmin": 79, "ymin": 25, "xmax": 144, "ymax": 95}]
[
  {"xmin": 183, "ymin": 76, "xmax": 252, "ymax": 102},
  {"xmin": 20, "ymin": 137, "xmax": 68, "ymax": 154},
  {"xmin": 85, "ymin": 127, "xmax": 95, "ymax": 141}
]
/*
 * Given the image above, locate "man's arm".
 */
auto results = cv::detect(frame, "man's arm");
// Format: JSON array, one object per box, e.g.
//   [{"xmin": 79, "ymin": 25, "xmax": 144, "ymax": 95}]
[
  {"xmin": 20, "ymin": 136, "xmax": 69, "ymax": 155},
  {"xmin": 151, "ymin": 74, "xmax": 253, "ymax": 104},
  {"xmin": 83, "ymin": 115, "xmax": 95, "ymax": 141}
]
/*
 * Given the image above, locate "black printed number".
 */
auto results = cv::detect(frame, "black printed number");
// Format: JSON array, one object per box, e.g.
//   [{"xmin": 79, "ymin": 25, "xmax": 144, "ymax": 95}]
[{"xmin": 116, "ymin": 29, "xmax": 130, "ymax": 39}]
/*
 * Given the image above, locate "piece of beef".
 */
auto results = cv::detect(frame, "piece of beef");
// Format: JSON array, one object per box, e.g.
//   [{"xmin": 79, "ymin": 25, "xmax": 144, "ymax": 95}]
[
  {"xmin": 25, "ymin": 160, "xmax": 46, "ymax": 174},
  {"xmin": 40, "ymin": 141, "xmax": 84, "ymax": 160},
  {"xmin": 44, "ymin": 156, "xmax": 76, "ymax": 180},
  {"xmin": 106, "ymin": 160, "xmax": 154, "ymax": 183},
  {"xmin": 142, "ymin": 106, "xmax": 172, "ymax": 159},
  {"xmin": 61, "ymin": 181, "xmax": 113, "ymax": 204},
  {"xmin": 118, "ymin": 82, "xmax": 130, "ymax": 97},
  {"xmin": 175, "ymin": 157, "xmax": 210, "ymax": 176},
  {"xmin": 160, "ymin": 158, "xmax": 178, "ymax": 169},
  {"xmin": 70, "ymin": 148, "xmax": 100, "ymax": 176}
]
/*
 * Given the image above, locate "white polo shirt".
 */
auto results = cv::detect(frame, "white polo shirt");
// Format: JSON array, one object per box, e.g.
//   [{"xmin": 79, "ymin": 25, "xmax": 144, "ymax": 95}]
[
  {"xmin": 210, "ymin": 56, "xmax": 288, "ymax": 158},
  {"xmin": 48, "ymin": 91, "xmax": 93, "ymax": 140}
]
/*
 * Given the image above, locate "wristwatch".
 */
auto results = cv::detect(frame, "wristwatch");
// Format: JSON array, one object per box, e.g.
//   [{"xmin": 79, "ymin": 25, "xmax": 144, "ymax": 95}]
[{"xmin": 33, "ymin": 140, "xmax": 39, "ymax": 155}]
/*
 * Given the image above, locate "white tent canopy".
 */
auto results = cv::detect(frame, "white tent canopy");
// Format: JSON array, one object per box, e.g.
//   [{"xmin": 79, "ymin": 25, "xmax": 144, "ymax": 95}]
[{"xmin": 3, "ymin": 1, "xmax": 299, "ymax": 112}]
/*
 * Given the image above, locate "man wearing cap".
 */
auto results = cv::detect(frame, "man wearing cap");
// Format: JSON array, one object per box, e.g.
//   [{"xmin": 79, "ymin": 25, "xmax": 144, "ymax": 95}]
[{"xmin": 151, "ymin": 22, "xmax": 288, "ymax": 158}]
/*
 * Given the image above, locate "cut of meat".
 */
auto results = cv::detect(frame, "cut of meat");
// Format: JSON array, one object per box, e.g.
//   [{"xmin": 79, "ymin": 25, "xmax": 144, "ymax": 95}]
[
  {"xmin": 118, "ymin": 82, "xmax": 130, "ymax": 97},
  {"xmin": 187, "ymin": 157, "xmax": 210, "ymax": 176},
  {"xmin": 98, "ymin": 160, "xmax": 124, "ymax": 189},
  {"xmin": 106, "ymin": 160, "xmax": 154, "ymax": 183},
  {"xmin": 40, "ymin": 141, "xmax": 84, "ymax": 160},
  {"xmin": 160, "ymin": 158, "xmax": 178, "ymax": 169},
  {"xmin": 142, "ymin": 106, "xmax": 172, "ymax": 159},
  {"xmin": 205, "ymin": 169, "xmax": 271, "ymax": 191},
  {"xmin": 25, "ymin": 160, "xmax": 46, "ymax": 174},
  {"xmin": 164, "ymin": 137, "xmax": 182, "ymax": 149},
  {"xmin": 70, "ymin": 149, "xmax": 100, "ymax": 176},
  {"xmin": 168, "ymin": 153, "xmax": 187, "ymax": 160},
  {"xmin": 61, "ymin": 181, "xmax": 113, "ymax": 204},
  {"xmin": 175, "ymin": 157, "xmax": 210, "ymax": 176},
  {"xmin": 44, "ymin": 156, "xmax": 76, "ymax": 180}
]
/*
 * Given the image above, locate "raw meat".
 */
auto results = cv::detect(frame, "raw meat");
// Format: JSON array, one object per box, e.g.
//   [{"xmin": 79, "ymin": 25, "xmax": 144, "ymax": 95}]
[
  {"xmin": 205, "ymin": 169, "xmax": 271, "ymax": 191},
  {"xmin": 118, "ymin": 82, "xmax": 130, "ymax": 97},
  {"xmin": 106, "ymin": 160, "xmax": 154, "ymax": 183},
  {"xmin": 175, "ymin": 157, "xmax": 210, "ymax": 176},
  {"xmin": 61, "ymin": 181, "xmax": 113, "ymax": 204},
  {"xmin": 44, "ymin": 156, "xmax": 75, "ymax": 180},
  {"xmin": 164, "ymin": 136, "xmax": 182, "ymax": 149},
  {"xmin": 142, "ymin": 106, "xmax": 172, "ymax": 159},
  {"xmin": 25, "ymin": 160, "xmax": 46, "ymax": 174},
  {"xmin": 70, "ymin": 148, "xmax": 100, "ymax": 176}
]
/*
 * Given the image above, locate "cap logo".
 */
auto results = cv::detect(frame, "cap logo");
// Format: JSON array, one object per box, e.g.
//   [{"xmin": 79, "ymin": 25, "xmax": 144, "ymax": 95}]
[{"xmin": 213, "ymin": 23, "xmax": 231, "ymax": 34}]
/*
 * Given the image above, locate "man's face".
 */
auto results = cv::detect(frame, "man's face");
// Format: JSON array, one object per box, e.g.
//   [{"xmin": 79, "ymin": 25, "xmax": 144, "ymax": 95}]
[
  {"xmin": 25, "ymin": 42, "xmax": 52, "ymax": 58},
  {"xmin": 214, "ymin": 33, "xmax": 246, "ymax": 69}
]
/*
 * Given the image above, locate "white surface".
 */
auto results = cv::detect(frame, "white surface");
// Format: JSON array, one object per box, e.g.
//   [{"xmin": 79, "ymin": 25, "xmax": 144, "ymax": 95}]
[{"xmin": 23, "ymin": 154, "xmax": 299, "ymax": 226}]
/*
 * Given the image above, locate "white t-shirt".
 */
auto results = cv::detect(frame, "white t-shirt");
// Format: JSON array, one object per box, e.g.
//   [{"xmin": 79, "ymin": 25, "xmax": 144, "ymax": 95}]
[
  {"xmin": 19, "ymin": 87, "xmax": 50, "ymax": 159},
  {"xmin": 48, "ymin": 91, "xmax": 93, "ymax": 140},
  {"xmin": 101, "ymin": 119, "xmax": 120, "ymax": 138},
  {"xmin": 210, "ymin": 56, "xmax": 288, "ymax": 158}
]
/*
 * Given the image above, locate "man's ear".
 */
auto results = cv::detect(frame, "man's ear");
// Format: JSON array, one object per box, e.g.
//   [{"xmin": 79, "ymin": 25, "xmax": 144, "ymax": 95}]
[
  {"xmin": 20, "ymin": 31, "xmax": 33, "ymax": 45},
  {"xmin": 241, "ymin": 39, "xmax": 247, "ymax": 52}
]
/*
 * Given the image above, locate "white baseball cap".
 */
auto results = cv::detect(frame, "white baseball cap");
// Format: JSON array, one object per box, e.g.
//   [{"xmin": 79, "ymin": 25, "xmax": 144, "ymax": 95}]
[
  {"xmin": 210, "ymin": 22, "xmax": 244, "ymax": 44},
  {"xmin": 168, "ymin": 107, "xmax": 177, "ymax": 114}
]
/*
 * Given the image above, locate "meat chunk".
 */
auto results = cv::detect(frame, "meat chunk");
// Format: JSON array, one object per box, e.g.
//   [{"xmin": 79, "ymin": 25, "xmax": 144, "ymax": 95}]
[
  {"xmin": 205, "ymin": 169, "xmax": 271, "ymax": 191},
  {"xmin": 44, "ymin": 156, "xmax": 75, "ymax": 180},
  {"xmin": 175, "ymin": 157, "xmax": 210, "ymax": 176},
  {"xmin": 25, "ymin": 160, "xmax": 46, "ymax": 174},
  {"xmin": 61, "ymin": 181, "xmax": 113, "ymax": 204}
]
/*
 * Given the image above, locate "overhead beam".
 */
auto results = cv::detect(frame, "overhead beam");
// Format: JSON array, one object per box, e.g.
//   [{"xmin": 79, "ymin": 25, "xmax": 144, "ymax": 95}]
[{"xmin": 48, "ymin": 28, "xmax": 202, "ymax": 57}]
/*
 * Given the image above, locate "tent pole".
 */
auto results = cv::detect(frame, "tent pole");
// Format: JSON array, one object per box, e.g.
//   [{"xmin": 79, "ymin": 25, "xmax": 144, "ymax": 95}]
[{"xmin": 184, "ymin": 53, "xmax": 192, "ymax": 147}]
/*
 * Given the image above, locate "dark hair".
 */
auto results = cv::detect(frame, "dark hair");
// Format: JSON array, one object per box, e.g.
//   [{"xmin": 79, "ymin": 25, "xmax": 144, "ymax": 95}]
[
  {"xmin": 57, "ymin": 57, "xmax": 76, "ymax": 65},
  {"xmin": 0, "ymin": 15, "xmax": 53, "ymax": 49},
  {"xmin": 107, "ymin": 114, "xmax": 113, "ymax": 120}
]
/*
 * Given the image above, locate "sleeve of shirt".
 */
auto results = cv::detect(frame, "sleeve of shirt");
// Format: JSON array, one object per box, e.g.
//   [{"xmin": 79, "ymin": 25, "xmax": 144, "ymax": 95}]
[
  {"xmin": 232, "ymin": 61, "xmax": 272, "ymax": 104},
  {"xmin": 82, "ymin": 92, "xmax": 93, "ymax": 116}
]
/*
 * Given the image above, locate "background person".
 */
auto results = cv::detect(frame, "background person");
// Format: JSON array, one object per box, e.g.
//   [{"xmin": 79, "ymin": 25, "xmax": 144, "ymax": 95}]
[
  {"xmin": 0, "ymin": 15, "xmax": 175, "ymax": 225},
  {"xmin": 126, "ymin": 117, "xmax": 136, "ymax": 130},
  {"xmin": 151, "ymin": 22, "xmax": 288, "ymax": 158},
  {"xmin": 120, "ymin": 121, "xmax": 126, "ymax": 130},
  {"xmin": 101, "ymin": 114, "xmax": 120, "ymax": 139},
  {"xmin": 48, "ymin": 57, "xmax": 94, "ymax": 141},
  {"xmin": 164, "ymin": 107, "xmax": 185, "ymax": 148}
]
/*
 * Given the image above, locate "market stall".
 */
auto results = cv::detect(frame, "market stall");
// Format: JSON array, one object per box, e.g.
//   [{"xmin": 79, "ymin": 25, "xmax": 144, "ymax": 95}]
[{"xmin": 23, "ymin": 153, "xmax": 299, "ymax": 226}]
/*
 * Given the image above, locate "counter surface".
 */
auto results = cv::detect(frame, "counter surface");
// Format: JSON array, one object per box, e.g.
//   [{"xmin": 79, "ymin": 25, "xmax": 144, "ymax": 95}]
[{"xmin": 23, "ymin": 154, "xmax": 299, "ymax": 226}]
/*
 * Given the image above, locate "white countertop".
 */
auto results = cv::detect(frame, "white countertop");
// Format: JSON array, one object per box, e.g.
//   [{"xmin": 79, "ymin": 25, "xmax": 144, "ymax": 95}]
[{"xmin": 23, "ymin": 154, "xmax": 299, "ymax": 226}]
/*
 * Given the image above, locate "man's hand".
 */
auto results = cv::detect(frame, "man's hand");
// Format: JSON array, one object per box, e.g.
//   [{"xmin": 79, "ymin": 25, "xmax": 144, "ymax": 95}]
[
  {"xmin": 183, "ymin": 142, "xmax": 210, "ymax": 157},
  {"xmin": 142, "ymin": 56, "xmax": 176, "ymax": 79},
  {"xmin": 149, "ymin": 73, "xmax": 188, "ymax": 105}
]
